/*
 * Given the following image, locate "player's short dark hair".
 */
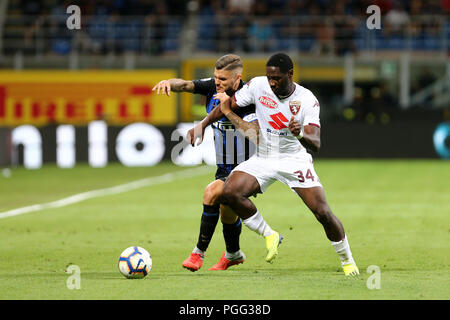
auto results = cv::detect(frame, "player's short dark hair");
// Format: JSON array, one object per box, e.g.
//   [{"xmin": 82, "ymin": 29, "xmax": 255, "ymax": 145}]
[
  {"xmin": 266, "ymin": 53, "xmax": 294, "ymax": 74},
  {"xmin": 215, "ymin": 54, "xmax": 243, "ymax": 72}
]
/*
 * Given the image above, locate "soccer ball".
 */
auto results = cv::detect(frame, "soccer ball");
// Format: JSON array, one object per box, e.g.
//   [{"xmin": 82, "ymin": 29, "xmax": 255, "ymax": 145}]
[{"xmin": 118, "ymin": 246, "xmax": 152, "ymax": 279}]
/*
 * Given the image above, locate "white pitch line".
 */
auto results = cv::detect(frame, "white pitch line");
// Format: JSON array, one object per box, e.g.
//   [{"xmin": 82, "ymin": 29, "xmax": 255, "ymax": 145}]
[{"xmin": 0, "ymin": 166, "xmax": 213, "ymax": 220}]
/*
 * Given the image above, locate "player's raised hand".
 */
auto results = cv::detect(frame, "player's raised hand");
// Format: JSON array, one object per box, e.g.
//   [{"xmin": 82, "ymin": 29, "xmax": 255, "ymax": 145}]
[
  {"xmin": 152, "ymin": 80, "xmax": 171, "ymax": 96},
  {"xmin": 288, "ymin": 116, "xmax": 302, "ymax": 136},
  {"xmin": 186, "ymin": 122, "xmax": 205, "ymax": 147}
]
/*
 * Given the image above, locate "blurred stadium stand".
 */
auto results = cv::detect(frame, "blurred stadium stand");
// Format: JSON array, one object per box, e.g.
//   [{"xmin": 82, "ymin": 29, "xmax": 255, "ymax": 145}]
[
  {"xmin": 2, "ymin": 0, "xmax": 449, "ymax": 55},
  {"xmin": 0, "ymin": 0, "xmax": 449, "ymax": 121}
]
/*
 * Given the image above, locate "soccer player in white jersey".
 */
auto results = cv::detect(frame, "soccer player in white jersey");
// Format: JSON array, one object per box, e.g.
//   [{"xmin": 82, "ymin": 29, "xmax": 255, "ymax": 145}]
[{"xmin": 209, "ymin": 53, "xmax": 359, "ymax": 276}]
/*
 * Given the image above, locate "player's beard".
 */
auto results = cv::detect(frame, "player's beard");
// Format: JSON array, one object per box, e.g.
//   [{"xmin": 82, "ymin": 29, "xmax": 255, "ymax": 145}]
[{"xmin": 225, "ymin": 87, "xmax": 235, "ymax": 97}]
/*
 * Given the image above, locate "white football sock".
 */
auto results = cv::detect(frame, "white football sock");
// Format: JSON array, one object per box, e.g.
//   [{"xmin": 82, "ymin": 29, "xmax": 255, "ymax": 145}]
[
  {"xmin": 225, "ymin": 250, "xmax": 245, "ymax": 261},
  {"xmin": 243, "ymin": 211, "xmax": 274, "ymax": 237},
  {"xmin": 331, "ymin": 235, "xmax": 354, "ymax": 265},
  {"xmin": 192, "ymin": 247, "xmax": 205, "ymax": 258}
]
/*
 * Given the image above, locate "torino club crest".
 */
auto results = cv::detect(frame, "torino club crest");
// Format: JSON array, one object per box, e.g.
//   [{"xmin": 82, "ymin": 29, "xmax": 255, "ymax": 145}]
[{"xmin": 289, "ymin": 101, "xmax": 301, "ymax": 115}]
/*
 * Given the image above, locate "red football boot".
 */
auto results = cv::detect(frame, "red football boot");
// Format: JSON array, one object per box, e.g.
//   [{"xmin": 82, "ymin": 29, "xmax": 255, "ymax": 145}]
[
  {"xmin": 182, "ymin": 253, "xmax": 204, "ymax": 272},
  {"xmin": 208, "ymin": 252, "xmax": 246, "ymax": 271}
]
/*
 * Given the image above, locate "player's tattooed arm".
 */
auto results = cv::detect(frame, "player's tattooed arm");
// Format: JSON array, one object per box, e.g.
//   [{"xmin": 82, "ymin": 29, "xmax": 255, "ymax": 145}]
[
  {"xmin": 187, "ymin": 92, "xmax": 257, "ymax": 146},
  {"xmin": 214, "ymin": 93, "xmax": 260, "ymax": 145},
  {"xmin": 152, "ymin": 79, "xmax": 195, "ymax": 96},
  {"xmin": 223, "ymin": 110, "xmax": 260, "ymax": 145},
  {"xmin": 200, "ymin": 94, "xmax": 239, "ymax": 129}
]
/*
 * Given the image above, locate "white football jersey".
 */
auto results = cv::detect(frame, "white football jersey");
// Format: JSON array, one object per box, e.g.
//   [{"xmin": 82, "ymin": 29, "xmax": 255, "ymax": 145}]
[{"xmin": 234, "ymin": 76, "xmax": 320, "ymax": 158}]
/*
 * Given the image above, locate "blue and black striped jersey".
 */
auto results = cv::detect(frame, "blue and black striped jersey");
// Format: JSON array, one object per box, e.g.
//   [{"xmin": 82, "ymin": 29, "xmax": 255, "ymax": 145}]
[{"xmin": 192, "ymin": 78, "xmax": 256, "ymax": 176}]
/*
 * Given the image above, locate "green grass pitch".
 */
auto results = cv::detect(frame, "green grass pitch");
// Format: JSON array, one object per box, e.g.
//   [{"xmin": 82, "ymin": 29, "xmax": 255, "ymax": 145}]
[{"xmin": 0, "ymin": 160, "xmax": 449, "ymax": 300}]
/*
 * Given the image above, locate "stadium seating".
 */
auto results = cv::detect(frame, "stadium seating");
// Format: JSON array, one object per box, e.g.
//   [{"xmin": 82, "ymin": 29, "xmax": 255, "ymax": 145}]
[{"xmin": 1, "ymin": 0, "xmax": 448, "ymax": 56}]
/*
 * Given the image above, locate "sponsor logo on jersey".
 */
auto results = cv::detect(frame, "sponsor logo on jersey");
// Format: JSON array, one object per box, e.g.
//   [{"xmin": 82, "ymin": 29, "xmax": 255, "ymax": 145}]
[
  {"xmin": 289, "ymin": 100, "xmax": 301, "ymax": 115},
  {"xmin": 258, "ymin": 96, "xmax": 278, "ymax": 109},
  {"xmin": 214, "ymin": 120, "xmax": 235, "ymax": 131},
  {"xmin": 266, "ymin": 128, "xmax": 288, "ymax": 136}
]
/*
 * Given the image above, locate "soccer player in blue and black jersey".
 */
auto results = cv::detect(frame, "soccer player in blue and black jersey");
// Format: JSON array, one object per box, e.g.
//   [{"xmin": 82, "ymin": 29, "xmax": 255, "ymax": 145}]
[{"xmin": 153, "ymin": 54, "xmax": 256, "ymax": 271}]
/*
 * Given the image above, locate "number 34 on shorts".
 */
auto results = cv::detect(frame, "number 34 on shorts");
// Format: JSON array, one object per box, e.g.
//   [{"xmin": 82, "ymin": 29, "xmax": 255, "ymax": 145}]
[
  {"xmin": 294, "ymin": 169, "xmax": 315, "ymax": 183},
  {"xmin": 289, "ymin": 165, "xmax": 322, "ymax": 189}
]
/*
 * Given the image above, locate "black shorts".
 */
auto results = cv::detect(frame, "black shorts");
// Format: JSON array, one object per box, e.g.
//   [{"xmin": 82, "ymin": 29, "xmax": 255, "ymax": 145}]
[
  {"xmin": 215, "ymin": 166, "xmax": 231, "ymax": 182},
  {"xmin": 214, "ymin": 166, "xmax": 258, "ymax": 197}
]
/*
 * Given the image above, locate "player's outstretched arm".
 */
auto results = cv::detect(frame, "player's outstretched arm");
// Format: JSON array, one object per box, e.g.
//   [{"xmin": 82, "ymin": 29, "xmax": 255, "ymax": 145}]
[
  {"xmin": 214, "ymin": 93, "xmax": 260, "ymax": 145},
  {"xmin": 152, "ymin": 79, "xmax": 195, "ymax": 96}
]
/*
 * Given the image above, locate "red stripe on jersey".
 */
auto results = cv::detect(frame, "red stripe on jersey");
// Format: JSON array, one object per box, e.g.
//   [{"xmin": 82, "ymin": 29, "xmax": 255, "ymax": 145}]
[{"xmin": 308, "ymin": 123, "xmax": 320, "ymax": 128}]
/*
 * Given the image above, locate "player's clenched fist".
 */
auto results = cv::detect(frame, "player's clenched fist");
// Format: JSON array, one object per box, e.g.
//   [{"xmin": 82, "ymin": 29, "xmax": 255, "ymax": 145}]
[
  {"xmin": 152, "ymin": 80, "xmax": 171, "ymax": 96},
  {"xmin": 288, "ymin": 116, "xmax": 302, "ymax": 137}
]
